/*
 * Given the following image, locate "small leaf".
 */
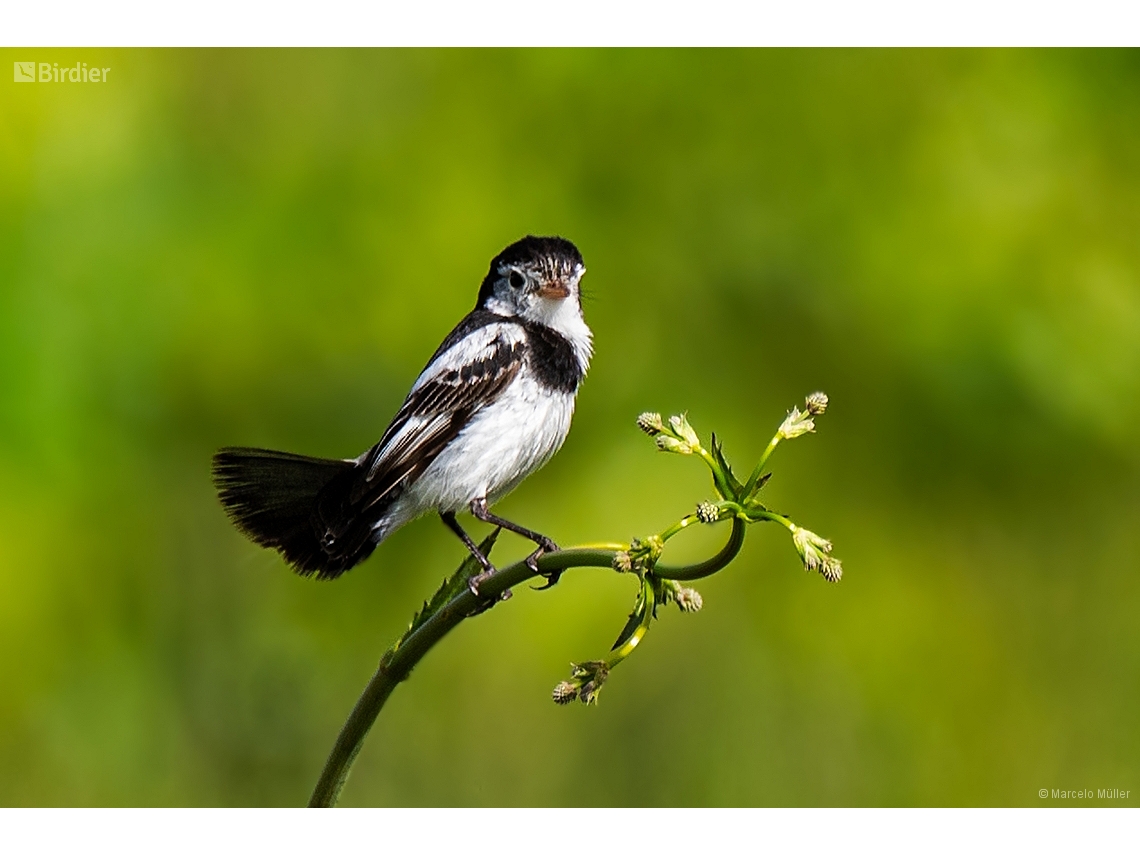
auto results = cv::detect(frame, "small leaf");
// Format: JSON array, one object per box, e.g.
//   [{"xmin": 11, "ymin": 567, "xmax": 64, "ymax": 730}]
[
  {"xmin": 710, "ymin": 432, "xmax": 744, "ymax": 499},
  {"xmin": 610, "ymin": 588, "xmax": 647, "ymax": 651}
]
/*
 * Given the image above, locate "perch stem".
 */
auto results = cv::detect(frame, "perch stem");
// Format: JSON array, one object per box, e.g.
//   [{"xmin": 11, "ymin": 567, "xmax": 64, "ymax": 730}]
[{"xmin": 308, "ymin": 518, "xmax": 746, "ymax": 807}]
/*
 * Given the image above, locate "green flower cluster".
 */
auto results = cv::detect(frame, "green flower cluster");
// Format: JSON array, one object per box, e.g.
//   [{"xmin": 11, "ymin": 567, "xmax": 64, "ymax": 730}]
[{"xmin": 552, "ymin": 393, "xmax": 844, "ymax": 706}]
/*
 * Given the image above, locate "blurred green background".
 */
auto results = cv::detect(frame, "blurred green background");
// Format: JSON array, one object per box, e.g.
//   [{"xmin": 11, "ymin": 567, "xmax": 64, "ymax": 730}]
[{"xmin": 1, "ymin": 49, "xmax": 1137, "ymax": 807}]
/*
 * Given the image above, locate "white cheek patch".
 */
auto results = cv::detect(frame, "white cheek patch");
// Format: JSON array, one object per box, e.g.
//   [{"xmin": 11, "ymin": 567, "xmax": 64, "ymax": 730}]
[{"xmin": 483, "ymin": 294, "xmax": 516, "ymax": 317}]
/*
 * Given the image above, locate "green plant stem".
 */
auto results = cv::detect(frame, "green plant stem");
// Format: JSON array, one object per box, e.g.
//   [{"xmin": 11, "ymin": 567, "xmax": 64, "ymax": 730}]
[
  {"xmin": 307, "ymin": 546, "xmax": 609, "ymax": 808},
  {"xmin": 308, "ymin": 520, "xmax": 747, "ymax": 807},
  {"xmin": 750, "ymin": 509, "xmax": 794, "ymax": 530},
  {"xmin": 654, "ymin": 516, "xmax": 747, "ymax": 581},
  {"xmin": 658, "ymin": 514, "xmax": 699, "ymax": 542},
  {"xmin": 695, "ymin": 446, "xmax": 731, "ymax": 498},
  {"xmin": 607, "ymin": 577, "xmax": 655, "ymax": 667},
  {"xmin": 743, "ymin": 435, "xmax": 781, "ymax": 495}
]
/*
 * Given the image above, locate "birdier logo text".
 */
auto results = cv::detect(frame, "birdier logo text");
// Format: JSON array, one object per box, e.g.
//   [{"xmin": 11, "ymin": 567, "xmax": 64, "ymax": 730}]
[{"xmin": 13, "ymin": 62, "xmax": 110, "ymax": 83}]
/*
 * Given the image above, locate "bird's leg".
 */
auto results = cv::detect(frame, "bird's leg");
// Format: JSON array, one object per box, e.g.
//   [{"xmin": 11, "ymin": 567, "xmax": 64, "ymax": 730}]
[
  {"xmin": 440, "ymin": 511, "xmax": 509, "ymax": 600},
  {"xmin": 468, "ymin": 498, "xmax": 563, "ymax": 589}
]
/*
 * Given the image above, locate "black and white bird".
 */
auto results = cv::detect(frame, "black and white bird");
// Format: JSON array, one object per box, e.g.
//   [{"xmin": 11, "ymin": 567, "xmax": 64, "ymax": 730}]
[{"xmin": 212, "ymin": 235, "xmax": 591, "ymax": 593}]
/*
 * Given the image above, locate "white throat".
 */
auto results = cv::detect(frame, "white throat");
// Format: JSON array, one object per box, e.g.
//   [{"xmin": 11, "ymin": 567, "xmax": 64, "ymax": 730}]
[
  {"xmin": 483, "ymin": 293, "xmax": 593, "ymax": 375},
  {"xmin": 526, "ymin": 297, "xmax": 593, "ymax": 373}
]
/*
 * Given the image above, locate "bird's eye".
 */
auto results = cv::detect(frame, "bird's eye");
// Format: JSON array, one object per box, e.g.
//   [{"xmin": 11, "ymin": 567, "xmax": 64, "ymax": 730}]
[{"xmin": 508, "ymin": 271, "xmax": 525, "ymax": 289}]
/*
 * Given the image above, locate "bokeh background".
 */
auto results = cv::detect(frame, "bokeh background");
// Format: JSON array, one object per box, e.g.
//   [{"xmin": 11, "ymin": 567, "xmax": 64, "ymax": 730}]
[{"xmin": 1, "ymin": 49, "xmax": 1138, "ymax": 807}]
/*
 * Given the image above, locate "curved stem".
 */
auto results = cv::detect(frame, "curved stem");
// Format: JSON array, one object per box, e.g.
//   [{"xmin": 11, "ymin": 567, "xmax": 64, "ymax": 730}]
[
  {"xmin": 654, "ymin": 516, "xmax": 747, "ymax": 581},
  {"xmin": 659, "ymin": 514, "xmax": 700, "ymax": 543},
  {"xmin": 750, "ymin": 509, "xmax": 793, "ymax": 530},
  {"xmin": 607, "ymin": 576, "xmax": 655, "ymax": 666},
  {"xmin": 308, "ymin": 547, "xmax": 610, "ymax": 807},
  {"xmin": 308, "ymin": 519, "xmax": 747, "ymax": 807}
]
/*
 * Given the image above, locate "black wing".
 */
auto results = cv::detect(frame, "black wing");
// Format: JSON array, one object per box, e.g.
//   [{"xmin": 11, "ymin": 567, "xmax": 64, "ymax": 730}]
[{"xmin": 312, "ymin": 320, "xmax": 526, "ymax": 564}]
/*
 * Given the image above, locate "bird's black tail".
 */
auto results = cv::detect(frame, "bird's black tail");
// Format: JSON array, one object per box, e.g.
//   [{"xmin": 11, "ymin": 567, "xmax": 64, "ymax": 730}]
[{"xmin": 211, "ymin": 447, "xmax": 376, "ymax": 579}]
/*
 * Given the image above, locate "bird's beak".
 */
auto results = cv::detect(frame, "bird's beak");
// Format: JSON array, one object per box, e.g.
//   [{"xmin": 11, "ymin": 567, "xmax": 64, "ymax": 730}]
[{"xmin": 537, "ymin": 279, "xmax": 571, "ymax": 300}]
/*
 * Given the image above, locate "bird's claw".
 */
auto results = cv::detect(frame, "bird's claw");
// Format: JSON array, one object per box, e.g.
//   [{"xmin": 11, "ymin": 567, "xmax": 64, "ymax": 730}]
[
  {"xmin": 527, "ymin": 539, "xmax": 564, "ymax": 590},
  {"xmin": 468, "ymin": 568, "xmax": 511, "ymax": 602}
]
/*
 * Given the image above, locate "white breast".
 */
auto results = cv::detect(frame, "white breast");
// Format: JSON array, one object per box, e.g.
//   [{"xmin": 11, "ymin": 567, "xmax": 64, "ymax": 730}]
[{"xmin": 373, "ymin": 369, "xmax": 576, "ymax": 540}]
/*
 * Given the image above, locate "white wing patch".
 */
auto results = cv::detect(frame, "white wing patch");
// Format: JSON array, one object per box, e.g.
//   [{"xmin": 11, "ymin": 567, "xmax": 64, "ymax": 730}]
[
  {"xmin": 409, "ymin": 322, "xmax": 527, "ymax": 393},
  {"xmin": 361, "ymin": 321, "xmax": 526, "ymax": 485}
]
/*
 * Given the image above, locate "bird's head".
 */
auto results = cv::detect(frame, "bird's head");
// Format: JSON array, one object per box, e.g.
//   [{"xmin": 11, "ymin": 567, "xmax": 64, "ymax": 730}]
[{"xmin": 477, "ymin": 236, "xmax": 587, "ymax": 328}]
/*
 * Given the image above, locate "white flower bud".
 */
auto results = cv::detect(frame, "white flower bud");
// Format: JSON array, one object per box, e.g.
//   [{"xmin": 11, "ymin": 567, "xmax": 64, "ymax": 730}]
[
  {"xmin": 637, "ymin": 412, "xmax": 665, "ymax": 436},
  {"xmin": 819, "ymin": 556, "xmax": 843, "ymax": 583},
  {"xmin": 696, "ymin": 501, "xmax": 719, "ymax": 524},
  {"xmin": 668, "ymin": 413, "xmax": 701, "ymax": 448},
  {"xmin": 791, "ymin": 525, "xmax": 832, "ymax": 572},
  {"xmin": 675, "ymin": 586, "xmax": 703, "ymax": 613},
  {"xmin": 805, "ymin": 391, "xmax": 829, "ymax": 416},
  {"xmin": 656, "ymin": 435, "xmax": 692, "ymax": 455},
  {"xmin": 777, "ymin": 407, "xmax": 815, "ymax": 440}
]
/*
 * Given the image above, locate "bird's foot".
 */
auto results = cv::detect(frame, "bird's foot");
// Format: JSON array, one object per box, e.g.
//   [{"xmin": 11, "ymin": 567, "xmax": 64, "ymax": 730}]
[
  {"xmin": 528, "ymin": 538, "xmax": 564, "ymax": 590},
  {"xmin": 468, "ymin": 567, "xmax": 512, "ymax": 602}
]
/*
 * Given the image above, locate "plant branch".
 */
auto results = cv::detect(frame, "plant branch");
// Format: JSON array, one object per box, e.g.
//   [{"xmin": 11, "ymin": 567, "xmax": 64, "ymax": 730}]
[
  {"xmin": 308, "ymin": 396, "xmax": 837, "ymax": 807},
  {"xmin": 308, "ymin": 525, "xmax": 744, "ymax": 807},
  {"xmin": 654, "ymin": 516, "xmax": 747, "ymax": 581}
]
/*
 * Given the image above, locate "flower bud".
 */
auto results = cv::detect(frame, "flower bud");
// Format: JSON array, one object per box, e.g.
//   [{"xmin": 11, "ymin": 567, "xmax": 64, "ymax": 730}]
[
  {"xmin": 805, "ymin": 391, "xmax": 829, "ymax": 416},
  {"xmin": 627, "ymin": 535, "xmax": 664, "ymax": 572},
  {"xmin": 791, "ymin": 525, "xmax": 832, "ymax": 573},
  {"xmin": 552, "ymin": 681, "xmax": 579, "ymax": 704},
  {"xmin": 660, "ymin": 579, "xmax": 704, "ymax": 613},
  {"xmin": 612, "ymin": 551, "xmax": 633, "ymax": 573},
  {"xmin": 790, "ymin": 525, "xmax": 843, "ymax": 582},
  {"xmin": 637, "ymin": 412, "xmax": 665, "ymax": 436},
  {"xmin": 570, "ymin": 661, "xmax": 609, "ymax": 705},
  {"xmin": 696, "ymin": 501, "xmax": 719, "ymax": 524},
  {"xmin": 777, "ymin": 406, "xmax": 815, "ymax": 440},
  {"xmin": 656, "ymin": 435, "xmax": 692, "ymax": 455},
  {"xmin": 675, "ymin": 586, "xmax": 703, "ymax": 613},
  {"xmin": 819, "ymin": 556, "xmax": 843, "ymax": 583},
  {"xmin": 668, "ymin": 413, "xmax": 701, "ymax": 448}
]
